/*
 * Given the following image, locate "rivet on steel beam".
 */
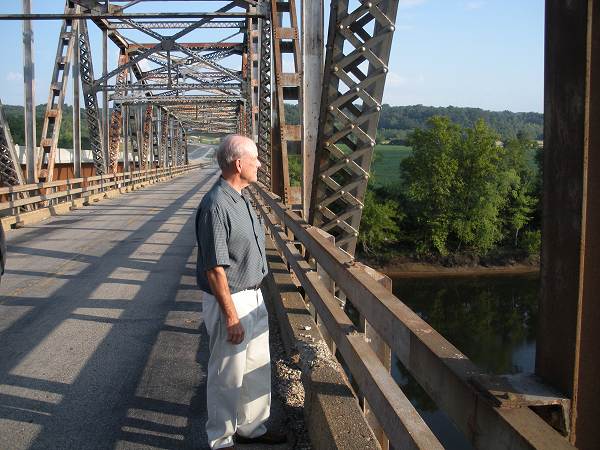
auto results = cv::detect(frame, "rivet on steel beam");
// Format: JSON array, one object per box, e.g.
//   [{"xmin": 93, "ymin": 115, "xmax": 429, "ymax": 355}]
[
  {"xmin": 355, "ymin": 87, "xmax": 360, "ymax": 92},
  {"xmin": 364, "ymin": 173, "xmax": 370, "ymax": 180},
  {"xmin": 366, "ymin": 2, "xmax": 373, "ymax": 7},
  {"xmin": 360, "ymin": 46, "xmax": 366, "ymax": 52},
  {"xmin": 333, "ymin": 66, "xmax": 339, "ymax": 72},
  {"xmin": 345, "ymin": 158, "xmax": 350, "ymax": 164},
  {"xmin": 340, "ymin": 190, "xmax": 345, "ymax": 195},
  {"xmin": 320, "ymin": 174, "xmax": 326, "ymax": 179},
  {"xmin": 309, "ymin": 257, "xmax": 316, "ymax": 265},
  {"xmin": 383, "ymin": 67, "xmax": 389, "ymax": 73},
  {"xmin": 328, "ymin": 105, "xmax": 334, "ymax": 111},
  {"xmin": 389, "ymin": 25, "xmax": 395, "ymax": 32},
  {"xmin": 317, "ymin": 204, "xmax": 322, "ymax": 210},
  {"xmin": 370, "ymin": 141, "xmax": 375, "ymax": 147},
  {"xmin": 325, "ymin": 141, "xmax": 330, "ymax": 147},
  {"xmin": 358, "ymin": 204, "xmax": 363, "ymax": 210},
  {"xmin": 376, "ymin": 105, "xmax": 382, "ymax": 111},
  {"xmin": 350, "ymin": 124, "xmax": 355, "ymax": 129},
  {"xmin": 354, "ymin": 232, "xmax": 359, "ymax": 237},
  {"xmin": 338, "ymin": 24, "xmax": 345, "ymax": 30},
  {"xmin": 335, "ymin": 219, "xmax": 340, "ymax": 224}
]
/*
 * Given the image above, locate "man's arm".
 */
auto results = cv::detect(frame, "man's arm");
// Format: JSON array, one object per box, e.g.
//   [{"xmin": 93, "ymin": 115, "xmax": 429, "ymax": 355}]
[{"xmin": 206, "ymin": 266, "xmax": 245, "ymax": 344}]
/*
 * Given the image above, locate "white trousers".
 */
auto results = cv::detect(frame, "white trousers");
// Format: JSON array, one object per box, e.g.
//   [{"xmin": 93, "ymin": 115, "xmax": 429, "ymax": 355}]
[{"xmin": 203, "ymin": 288, "xmax": 271, "ymax": 449}]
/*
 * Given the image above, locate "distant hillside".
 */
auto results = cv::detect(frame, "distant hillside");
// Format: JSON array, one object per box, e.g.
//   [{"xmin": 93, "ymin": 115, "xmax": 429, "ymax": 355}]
[
  {"xmin": 284, "ymin": 103, "xmax": 543, "ymax": 142},
  {"xmin": 2, "ymin": 104, "xmax": 91, "ymax": 148},
  {"xmin": 379, "ymin": 104, "xmax": 543, "ymax": 141},
  {"xmin": 3, "ymin": 103, "xmax": 543, "ymax": 147}
]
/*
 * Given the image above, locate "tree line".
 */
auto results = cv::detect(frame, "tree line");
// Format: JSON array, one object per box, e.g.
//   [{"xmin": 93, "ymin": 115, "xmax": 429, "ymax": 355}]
[
  {"xmin": 285, "ymin": 103, "xmax": 543, "ymax": 143},
  {"xmin": 379, "ymin": 104, "xmax": 543, "ymax": 143},
  {"xmin": 3, "ymin": 104, "xmax": 92, "ymax": 149},
  {"xmin": 359, "ymin": 116, "xmax": 542, "ymax": 263}
]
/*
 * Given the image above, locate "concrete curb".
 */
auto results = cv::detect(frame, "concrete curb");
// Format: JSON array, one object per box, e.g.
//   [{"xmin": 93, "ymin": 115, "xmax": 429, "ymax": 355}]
[{"xmin": 262, "ymin": 236, "xmax": 380, "ymax": 450}]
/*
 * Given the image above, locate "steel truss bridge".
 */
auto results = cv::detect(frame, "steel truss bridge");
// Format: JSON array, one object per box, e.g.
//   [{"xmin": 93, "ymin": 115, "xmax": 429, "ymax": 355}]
[{"xmin": 0, "ymin": 1, "xmax": 598, "ymax": 449}]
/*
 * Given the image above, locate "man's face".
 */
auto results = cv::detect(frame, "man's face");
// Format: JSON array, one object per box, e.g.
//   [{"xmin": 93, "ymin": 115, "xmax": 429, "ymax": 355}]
[{"xmin": 239, "ymin": 143, "xmax": 260, "ymax": 185}]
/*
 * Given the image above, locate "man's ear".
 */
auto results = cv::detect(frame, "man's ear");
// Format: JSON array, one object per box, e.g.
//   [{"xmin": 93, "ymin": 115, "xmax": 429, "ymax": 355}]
[{"xmin": 235, "ymin": 158, "xmax": 243, "ymax": 173}]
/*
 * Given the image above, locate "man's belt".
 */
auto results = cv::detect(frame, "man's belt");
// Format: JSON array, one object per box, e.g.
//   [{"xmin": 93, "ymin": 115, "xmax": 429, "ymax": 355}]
[{"xmin": 247, "ymin": 283, "xmax": 261, "ymax": 291}]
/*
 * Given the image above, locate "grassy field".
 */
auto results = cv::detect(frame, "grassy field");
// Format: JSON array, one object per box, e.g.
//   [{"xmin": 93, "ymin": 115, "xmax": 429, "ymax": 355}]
[{"xmin": 370, "ymin": 145, "xmax": 412, "ymax": 187}]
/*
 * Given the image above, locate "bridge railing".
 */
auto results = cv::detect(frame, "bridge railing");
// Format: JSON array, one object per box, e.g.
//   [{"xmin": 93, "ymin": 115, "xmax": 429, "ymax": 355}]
[
  {"xmin": 249, "ymin": 184, "xmax": 574, "ymax": 450},
  {"xmin": 0, "ymin": 164, "xmax": 204, "ymax": 225}
]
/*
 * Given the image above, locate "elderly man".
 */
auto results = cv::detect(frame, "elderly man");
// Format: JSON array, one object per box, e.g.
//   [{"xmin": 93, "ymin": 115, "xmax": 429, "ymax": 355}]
[{"xmin": 195, "ymin": 135, "xmax": 285, "ymax": 449}]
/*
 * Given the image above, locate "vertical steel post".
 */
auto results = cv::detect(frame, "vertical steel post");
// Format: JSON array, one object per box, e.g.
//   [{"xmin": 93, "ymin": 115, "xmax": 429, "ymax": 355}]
[
  {"xmin": 168, "ymin": 118, "xmax": 174, "ymax": 167},
  {"xmin": 22, "ymin": 0, "xmax": 36, "ymax": 184},
  {"xmin": 123, "ymin": 104, "xmax": 129, "ymax": 174},
  {"xmin": 537, "ymin": 2, "xmax": 600, "ymax": 448},
  {"xmin": 137, "ymin": 105, "xmax": 143, "ymax": 166},
  {"xmin": 156, "ymin": 108, "xmax": 162, "ymax": 167},
  {"xmin": 72, "ymin": 20, "xmax": 81, "ymax": 179},
  {"xmin": 102, "ymin": 26, "xmax": 109, "ymax": 169},
  {"xmin": 257, "ymin": 14, "xmax": 272, "ymax": 188},
  {"xmin": 302, "ymin": 0, "xmax": 323, "ymax": 218}
]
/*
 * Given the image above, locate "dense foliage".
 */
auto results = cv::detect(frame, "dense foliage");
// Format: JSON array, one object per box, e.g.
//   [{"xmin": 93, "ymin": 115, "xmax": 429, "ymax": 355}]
[
  {"xmin": 283, "ymin": 103, "xmax": 543, "ymax": 142},
  {"xmin": 359, "ymin": 116, "xmax": 541, "ymax": 259},
  {"xmin": 3, "ymin": 104, "xmax": 92, "ymax": 149},
  {"xmin": 379, "ymin": 104, "xmax": 543, "ymax": 142}
]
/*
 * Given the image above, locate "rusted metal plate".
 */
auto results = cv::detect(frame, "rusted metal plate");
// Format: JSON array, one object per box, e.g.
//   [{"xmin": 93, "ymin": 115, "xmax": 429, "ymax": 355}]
[{"xmin": 539, "ymin": 2, "xmax": 600, "ymax": 448}]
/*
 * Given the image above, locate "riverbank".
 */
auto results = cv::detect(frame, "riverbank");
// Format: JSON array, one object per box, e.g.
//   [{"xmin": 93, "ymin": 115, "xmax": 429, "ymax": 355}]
[{"xmin": 358, "ymin": 254, "xmax": 540, "ymax": 278}]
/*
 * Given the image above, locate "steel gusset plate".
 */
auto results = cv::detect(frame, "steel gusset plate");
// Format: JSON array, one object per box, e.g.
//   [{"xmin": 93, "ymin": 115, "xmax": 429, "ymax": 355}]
[{"xmin": 309, "ymin": 0, "xmax": 398, "ymax": 255}]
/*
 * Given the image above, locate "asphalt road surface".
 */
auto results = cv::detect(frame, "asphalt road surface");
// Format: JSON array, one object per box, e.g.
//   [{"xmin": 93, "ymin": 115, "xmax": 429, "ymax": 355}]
[{"xmin": 0, "ymin": 166, "xmax": 289, "ymax": 450}]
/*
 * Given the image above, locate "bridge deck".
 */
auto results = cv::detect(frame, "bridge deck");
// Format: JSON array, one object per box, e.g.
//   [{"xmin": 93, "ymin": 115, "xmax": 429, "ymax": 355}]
[{"xmin": 0, "ymin": 166, "xmax": 291, "ymax": 449}]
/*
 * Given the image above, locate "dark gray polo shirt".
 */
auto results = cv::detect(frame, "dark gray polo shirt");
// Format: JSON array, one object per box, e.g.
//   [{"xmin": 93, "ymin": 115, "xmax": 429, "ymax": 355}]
[{"xmin": 195, "ymin": 177, "xmax": 268, "ymax": 294}]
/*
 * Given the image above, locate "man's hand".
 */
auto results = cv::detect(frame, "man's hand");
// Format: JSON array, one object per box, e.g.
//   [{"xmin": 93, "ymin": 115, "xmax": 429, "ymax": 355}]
[
  {"xmin": 206, "ymin": 266, "xmax": 245, "ymax": 345},
  {"xmin": 226, "ymin": 316, "xmax": 245, "ymax": 344}
]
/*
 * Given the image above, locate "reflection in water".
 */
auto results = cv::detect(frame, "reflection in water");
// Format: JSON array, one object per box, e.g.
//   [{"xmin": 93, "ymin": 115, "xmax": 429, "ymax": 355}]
[{"xmin": 389, "ymin": 273, "xmax": 539, "ymax": 450}]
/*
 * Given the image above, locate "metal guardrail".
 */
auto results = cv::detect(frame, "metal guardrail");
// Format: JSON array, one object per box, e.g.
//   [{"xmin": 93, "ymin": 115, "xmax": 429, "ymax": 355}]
[
  {"xmin": 0, "ymin": 163, "xmax": 204, "ymax": 216},
  {"xmin": 249, "ymin": 184, "xmax": 575, "ymax": 450}
]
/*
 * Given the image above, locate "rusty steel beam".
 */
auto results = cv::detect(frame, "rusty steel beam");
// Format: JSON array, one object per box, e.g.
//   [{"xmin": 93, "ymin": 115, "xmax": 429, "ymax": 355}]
[
  {"xmin": 309, "ymin": 0, "xmax": 399, "ymax": 255},
  {"xmin": 270, "ymin": 0, "xmax": 302, "ymax": 203},
  {"xmin": 0, "ymin": 101, "xmax": 26, "ymax": 187},
  {"xmin": 78, "ymin": 19, "xmax": 105, "ymax": 174},
  {"xmin": 36, "ymin": 1, "xmax": 79, "ymax": 182},
  {"xmin": 140, "ymin": 104, "xmax": 153, "ymax": 170},
  {"xmin": 22, "ymin": 0, "xmax": 36, "ymax": 183},
  {"xmin": 302, "ymin": 0, "xmax": 323, "ymax": 218},
  {"xmin": 129, "ymin": 42, "xmax": 243, "ymax": 50},
  {"xmin": 257, "ymin": 12, "xmax": 272, "ymax": 188},
  {"xmin": 0, "ymin": 12, "xmax": 262, "ymax": 20},
  {"xmin": 108, "ymin": 53, "xmax": 129, "ymax": 174},
  {"xmin": 537, "ymin": 1, "xmax": 600, "ymax": 449},
  {"xmin": 108, "ymin": 20, "xmax": 246, "ymax": 30}
]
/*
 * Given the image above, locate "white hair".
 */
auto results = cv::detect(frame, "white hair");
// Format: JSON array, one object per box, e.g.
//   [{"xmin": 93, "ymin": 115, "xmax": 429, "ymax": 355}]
[{"xmin": 216, "ymin": 134, "xmax": 253, "ymax": 170}]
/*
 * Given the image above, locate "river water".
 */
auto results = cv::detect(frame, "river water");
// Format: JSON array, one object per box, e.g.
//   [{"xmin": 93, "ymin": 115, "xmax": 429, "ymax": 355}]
[{"xmin": 389, "ymin": 273, "xmax": 539, "ymax": 450}]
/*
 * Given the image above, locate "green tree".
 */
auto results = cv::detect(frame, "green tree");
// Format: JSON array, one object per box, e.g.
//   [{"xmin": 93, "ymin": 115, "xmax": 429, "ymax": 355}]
[
  {"xmin": 358, "ymin": 190, "xmax": 401, "ymax": 254},
  {"xmin": 401, "ymin": 117, "xmax": 514, "ymax": 255},
  {"xmin": 501, "ymin": 136, "xmax": 538, "ymax": 246},
  {"xmin": 450, "ymin": 119, "xmax": 508, "ymax": 252},
  {"xmin": 401, "ymin": 116, "xmax": 461, "ymax": 255}
]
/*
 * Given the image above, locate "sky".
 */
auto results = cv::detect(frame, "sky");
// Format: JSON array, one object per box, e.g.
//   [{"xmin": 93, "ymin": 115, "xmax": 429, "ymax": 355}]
[{"xmin": 0, "ymin": 0, "xmax": 545, "ymax": 113}]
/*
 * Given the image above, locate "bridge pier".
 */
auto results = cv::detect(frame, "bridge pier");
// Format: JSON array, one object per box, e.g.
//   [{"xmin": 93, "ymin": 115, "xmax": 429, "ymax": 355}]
[{"xmin": 538, "ymin": 1, "xmax": 600, "ymax": 448}]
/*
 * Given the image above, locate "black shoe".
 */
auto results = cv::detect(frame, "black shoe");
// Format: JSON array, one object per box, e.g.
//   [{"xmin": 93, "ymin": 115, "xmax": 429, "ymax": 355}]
[{"xmin": 234, "ymin": 430, "xmax": 287, "ymax": 445}]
